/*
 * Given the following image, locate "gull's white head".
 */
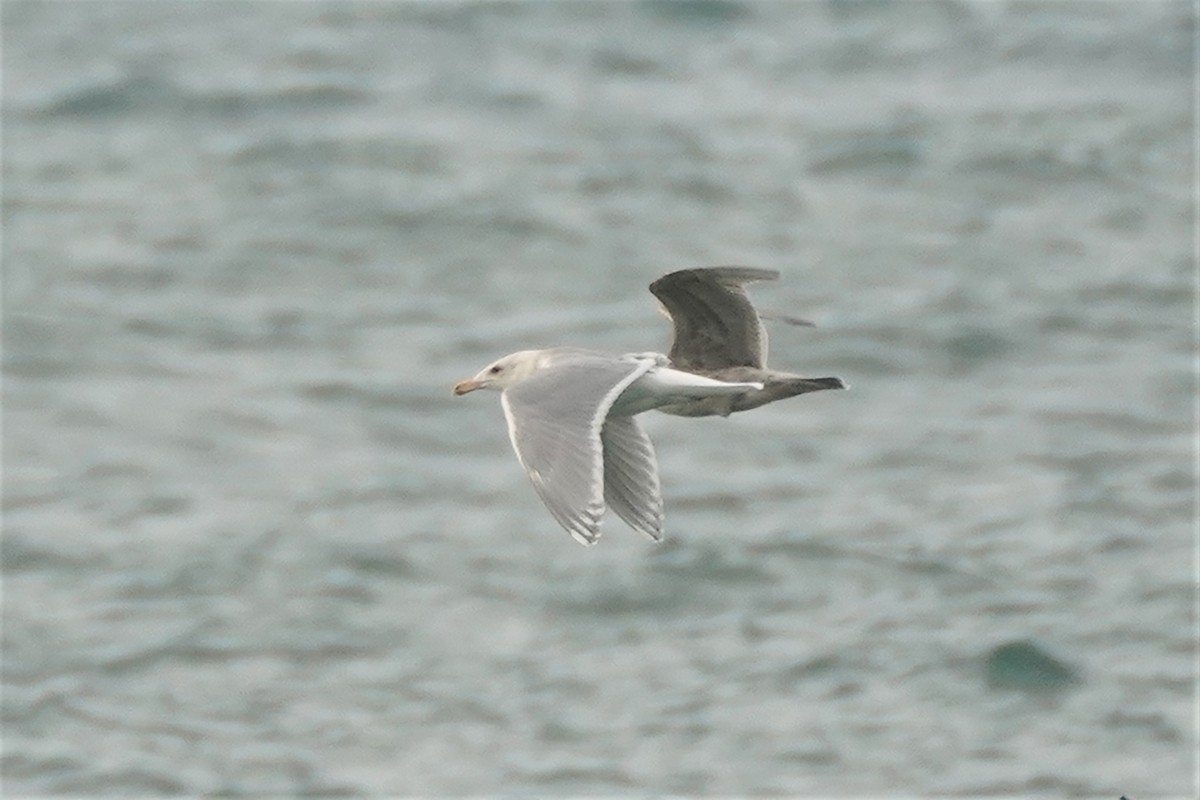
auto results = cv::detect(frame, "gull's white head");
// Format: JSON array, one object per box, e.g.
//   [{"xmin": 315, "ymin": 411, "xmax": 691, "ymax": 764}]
[{"xmin": 453, "ymin": 350, "xmax": 548, "ymax": 395}]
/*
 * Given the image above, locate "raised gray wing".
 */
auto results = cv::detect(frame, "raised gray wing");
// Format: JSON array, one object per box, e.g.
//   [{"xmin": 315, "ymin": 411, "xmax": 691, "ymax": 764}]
[
  {"xmin": 600, "ymin": 416, "xmax": 663, "ymax": 542},
  {"xmin": 500, "ymin": 353, "xmax": 654, "ymax": 545},
  {"xmin": 649, "ymin": 266, "xmax": 778, "ymax": 372}
]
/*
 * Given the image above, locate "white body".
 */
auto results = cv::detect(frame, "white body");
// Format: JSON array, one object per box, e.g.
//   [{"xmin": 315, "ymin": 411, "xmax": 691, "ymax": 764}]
[{"xmin": 453, "ymin": 348, "xmax": 761, "ymax": 545}]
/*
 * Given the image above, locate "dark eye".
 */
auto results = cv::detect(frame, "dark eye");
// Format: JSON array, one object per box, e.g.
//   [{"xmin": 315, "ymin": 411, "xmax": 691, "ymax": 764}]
[{"xmin": 489, "ymin": 365, "xmax": 502, "ymax": 374}]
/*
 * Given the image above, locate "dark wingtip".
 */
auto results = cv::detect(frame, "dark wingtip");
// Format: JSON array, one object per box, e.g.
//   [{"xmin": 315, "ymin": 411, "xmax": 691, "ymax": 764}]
[{"xmin": 760, "ymin": 310, "xmax": 816, "ymax": 327}]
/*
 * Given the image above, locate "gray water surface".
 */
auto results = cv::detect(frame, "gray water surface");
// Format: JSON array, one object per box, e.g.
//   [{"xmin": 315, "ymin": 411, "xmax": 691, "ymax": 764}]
[{"xmin": 2, "ymin": 1, "xmax": 1195, "ymax": 796}]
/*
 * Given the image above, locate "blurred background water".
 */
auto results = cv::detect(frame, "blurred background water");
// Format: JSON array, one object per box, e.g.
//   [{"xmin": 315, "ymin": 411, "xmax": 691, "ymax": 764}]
[{"xmin": 1, "ymin": 1, "xmax": 1195, "ymax": 796}]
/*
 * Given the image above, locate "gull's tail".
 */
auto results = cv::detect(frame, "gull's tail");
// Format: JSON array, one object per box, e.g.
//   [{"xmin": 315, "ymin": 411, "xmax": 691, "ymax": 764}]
[
  {"xmin": 777, "ymin": 376, "xmax": 846, "ymax": 395},
  {"xmin": 723, "ymin": 375, "xmax": 846, "ymax": 414}
]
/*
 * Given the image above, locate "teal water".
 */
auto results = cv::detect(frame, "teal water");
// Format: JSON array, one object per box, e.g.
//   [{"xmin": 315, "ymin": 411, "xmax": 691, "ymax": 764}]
[{"xmin": 2, "ymin": 1, "xmax": 1194, "ymax": 796}]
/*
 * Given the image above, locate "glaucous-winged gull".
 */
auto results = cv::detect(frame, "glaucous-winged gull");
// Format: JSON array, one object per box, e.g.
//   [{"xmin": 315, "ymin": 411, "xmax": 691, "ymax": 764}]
[{"xmin": 453, "ymin": 266, "xmax": 845, "ymax": 545}]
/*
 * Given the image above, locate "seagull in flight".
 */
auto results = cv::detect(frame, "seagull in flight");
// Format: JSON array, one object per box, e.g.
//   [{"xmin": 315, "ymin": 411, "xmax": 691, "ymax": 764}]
[{"xmin": 453, "ymin": 266, "xmax": 845, "ymax": 545}]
